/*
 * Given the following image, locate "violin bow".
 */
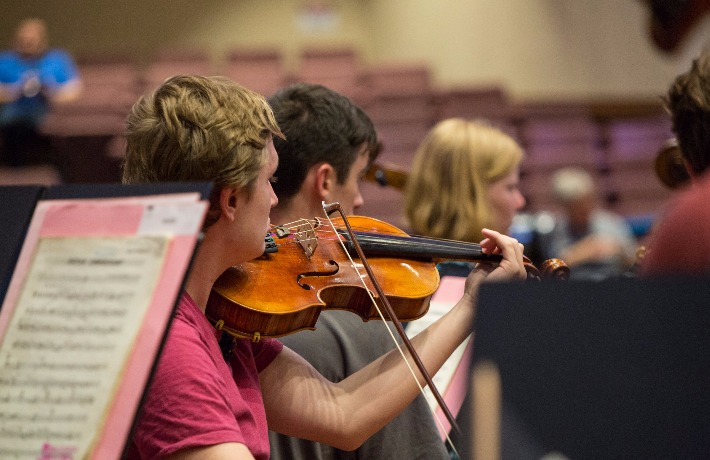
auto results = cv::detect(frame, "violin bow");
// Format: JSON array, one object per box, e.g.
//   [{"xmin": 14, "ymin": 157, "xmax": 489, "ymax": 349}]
[{"xmin": 322, "ymin": 202, "xmax": 461, "ymax": 436}]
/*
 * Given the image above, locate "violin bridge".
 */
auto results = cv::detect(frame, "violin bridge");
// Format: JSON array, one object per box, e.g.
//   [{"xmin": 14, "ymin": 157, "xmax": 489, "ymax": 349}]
[{"xmin": 294, "ymin": 219, "xmax": 317, "ymax": 258}]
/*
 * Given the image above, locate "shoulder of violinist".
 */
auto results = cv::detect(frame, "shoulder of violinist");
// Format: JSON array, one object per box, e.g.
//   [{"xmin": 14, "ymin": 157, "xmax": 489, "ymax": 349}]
[{"xmin": 640, "ymin": 173, "xmax": 710, "ymax": 276}]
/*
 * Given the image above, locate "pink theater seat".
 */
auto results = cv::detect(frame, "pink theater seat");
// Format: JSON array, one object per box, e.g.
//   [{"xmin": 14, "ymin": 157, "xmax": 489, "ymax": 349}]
[
  {"xmin": 0, "ymin": 164, "xmax": 62, "ymax": 186},
  {"xmin": 295, "ymin": 47, "xmax": 364, "ymax": 102},
  {"xmin": 142, "ymin": 48, "xmax": 212, "ymax": 93},
  {"xmin": 223, "ymin": 48, "xmax": 287, "ymax": 97},
  {"xmin": 603, "ymin": 116, "xmax": 675, "ymax": 217},
  {"xmin": 435, "ymin": 85, "xmax": 512, "ymax": 127}
]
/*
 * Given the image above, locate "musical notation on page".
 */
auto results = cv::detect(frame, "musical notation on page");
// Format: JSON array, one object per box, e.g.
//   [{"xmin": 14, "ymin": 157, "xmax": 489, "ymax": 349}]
[{"xmin": 0, "ymin": 236, "xmax": 169, "ymax": 459}]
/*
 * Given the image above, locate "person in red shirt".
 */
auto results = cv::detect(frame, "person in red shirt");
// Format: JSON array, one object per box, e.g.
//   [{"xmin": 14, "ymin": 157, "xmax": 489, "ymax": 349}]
[{"xmin": 641, "ymin": 50, "xmax": 710, "ymax": 275}]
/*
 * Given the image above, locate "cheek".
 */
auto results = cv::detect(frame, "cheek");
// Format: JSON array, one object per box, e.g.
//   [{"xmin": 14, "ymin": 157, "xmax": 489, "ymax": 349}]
[
  {"xmin": 350, "ymin": 182, "xmax": 362, "ymax": 199},
  {"xmin": 491, "ymin": 194, "xmax": 516, "ymax": 225},
  {"xmin": 507, "ymin": 194, "xmax": 520, "ymax": 210},
  {"xmin": 338, "ymin": 181, "xmax": 359, "ymax": 206}
]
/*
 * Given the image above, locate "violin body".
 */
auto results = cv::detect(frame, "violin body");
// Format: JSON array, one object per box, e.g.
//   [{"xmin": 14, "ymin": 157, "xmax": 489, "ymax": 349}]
[
  {"xmin": 207, "ymin": 214, "xmax": 569, "ymax": 340},
  {"xmin": 207, "ymin": 216, "xmax": 440, "ymax": 339}
]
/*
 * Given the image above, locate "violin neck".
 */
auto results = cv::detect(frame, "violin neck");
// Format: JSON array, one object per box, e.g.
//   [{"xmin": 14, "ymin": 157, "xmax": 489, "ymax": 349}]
[{"xmin": 344, "ymin": 231, "xmax": 503, "ymax": 263}]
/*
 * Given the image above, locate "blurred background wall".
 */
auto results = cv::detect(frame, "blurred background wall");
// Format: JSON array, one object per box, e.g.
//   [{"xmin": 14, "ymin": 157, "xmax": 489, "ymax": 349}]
[
  {"xmin": 1, "ymin": 0, "xmax": 706, "ymax": 100},
  {"xmin": 2, "ymin": 0, "xmax": 708, "ymax": 228}
]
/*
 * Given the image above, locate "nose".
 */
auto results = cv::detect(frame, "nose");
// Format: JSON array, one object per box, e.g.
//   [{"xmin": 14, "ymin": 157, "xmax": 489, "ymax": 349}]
[
  {"xmin": 515, "ymin": 190, "xmax": 526, "ymax": 210},
  {"xmin": 270, "ymin": 183, "xmax": 278, "ymax": 208},
  {"xmin": 352, "ymin": 190, "xmax": 364, "ymax": 211}
]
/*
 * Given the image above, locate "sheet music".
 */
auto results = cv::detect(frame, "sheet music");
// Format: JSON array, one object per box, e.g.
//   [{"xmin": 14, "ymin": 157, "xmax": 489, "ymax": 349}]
[{"xmin": 0, "ymin": 235, "xmax": 169, "ymax": 459}]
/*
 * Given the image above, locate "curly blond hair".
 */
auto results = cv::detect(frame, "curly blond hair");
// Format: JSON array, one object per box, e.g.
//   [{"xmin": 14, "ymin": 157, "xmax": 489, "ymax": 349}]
[{"xmin": 123, "ymin": 75, "xmax": 283, "ymax": 227}]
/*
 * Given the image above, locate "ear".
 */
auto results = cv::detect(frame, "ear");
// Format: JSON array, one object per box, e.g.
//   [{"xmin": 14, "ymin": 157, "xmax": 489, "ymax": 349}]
[
  {"xmin": 682, "ymin": 157, "xmax": 701, "ymax": 186},
  {"xmin": 219, "ymin": 186, "xmax": 239, "ymax": 221},
  {"xmin": 313, "ymin": 163, "xmax": 337, "ymax": 200}
]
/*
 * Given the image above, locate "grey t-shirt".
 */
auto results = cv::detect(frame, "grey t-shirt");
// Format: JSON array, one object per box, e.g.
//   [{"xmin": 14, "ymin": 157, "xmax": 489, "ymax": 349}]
[{"xmin": 269, "ymin": 310, "xmax": 450, "ymax": 460}]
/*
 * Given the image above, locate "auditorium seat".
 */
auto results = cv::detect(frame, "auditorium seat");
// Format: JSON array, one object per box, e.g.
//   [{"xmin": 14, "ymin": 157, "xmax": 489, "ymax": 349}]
[
  {"xmin": 603, "ymin": 116, "xmax": 675, "ymax": 216},
  {"xmin": 355, "ymin": 66, "xmax": 433, "ymax": 226},
  {"xmin": 434, "ymin": 85, "xmax": 512, "ymax": 128},
  {"xmin": 53, "ymin": 53, "xmax": 139, "ymax": 118},
  {"xmin": 361, "ymin": 63, "xmax": 435, "ymax": 168},
  {"xmin": 223, "ymin": 48, "xmax": 287, "ymax": 97},
  {"xmin": 0, "ymin": 164, "xmax": 62, "ymax": 186},
  {"xmin": 41, "ymin": 53, "xmax": 139, "ymax": 134},
  {"xmin": 362, "ymin": 63, "xmax": 432, "ymax": 96},
  {"xmin": 372, "ymin": 119, "xmax": 432, "ymax": 167},
  {"xmin": 516, "ymin": 113, "xmax": 604, "ymax": 212},
  {"xmin": 604, "ymin": 116, "xmax": 673, "ymax": 169},
  {"xmin": 142, "ymin": 47, "xmax": 212, "ymax": 93},
  {"xmin": 294, "ymin": 47, "xmax": 364, "ymax": 102}
]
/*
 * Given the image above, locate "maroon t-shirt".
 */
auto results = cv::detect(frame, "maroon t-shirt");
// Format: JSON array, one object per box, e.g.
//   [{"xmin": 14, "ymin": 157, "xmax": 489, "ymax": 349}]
[
  {"xmin": 127, "ymin": 292, "xmax": 283, "ymax": 459},
  {"xmin": 641, "ymin": 174, "xmax": 710, "ymax": 276}
]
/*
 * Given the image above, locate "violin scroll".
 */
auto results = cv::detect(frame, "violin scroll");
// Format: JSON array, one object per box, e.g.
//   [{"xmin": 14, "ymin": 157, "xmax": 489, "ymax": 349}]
[
  {"xmin": 521, "ymin": 257, "xmax": 570, "ymax": 281},
  {"xmin": 655, "ymin": 138, "xmax": 690, "ymax": 189},
  {"xmin": 539, "ymin": 258, "xmax": 570, "ymax": 280},
  {"xmin": 364, "ymin": 162, "xmax": 409, "ymax": 191}
]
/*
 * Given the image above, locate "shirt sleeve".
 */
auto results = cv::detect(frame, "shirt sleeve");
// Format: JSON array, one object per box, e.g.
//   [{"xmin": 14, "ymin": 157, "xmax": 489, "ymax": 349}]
[
  {"xmin": 252, "ymin": 337, "xmax": 283, "ymax": 372},
  {"xmin": 132, "ymin": 322, "xmax": 246, "ymax": 458},
  {"xmin": 641, "ymin": 185, "xmax": 710, "ymax": 275}
]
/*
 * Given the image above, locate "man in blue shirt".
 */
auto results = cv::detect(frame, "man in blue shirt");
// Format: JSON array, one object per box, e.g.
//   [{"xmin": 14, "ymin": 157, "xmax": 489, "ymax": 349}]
[{"xmin": 0, "ymin": 18, "xmax": 81, "ymax": 166}]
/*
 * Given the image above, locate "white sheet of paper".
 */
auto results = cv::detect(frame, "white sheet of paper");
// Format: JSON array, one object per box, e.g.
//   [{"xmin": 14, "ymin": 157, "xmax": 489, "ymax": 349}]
[
  {"xmin": 137, "ymin": 202, "xmax": 207, "ymax": 236},
  {"xmin": 0, "ymin": 235, "xmax": 169, "ymax": 459}
]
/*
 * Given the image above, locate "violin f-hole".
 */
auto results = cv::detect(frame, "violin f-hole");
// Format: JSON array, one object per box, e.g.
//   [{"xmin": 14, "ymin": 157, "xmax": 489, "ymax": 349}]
[{"xmin": 296, "ymin": 260, "xmax": 340, "ymax": 290}]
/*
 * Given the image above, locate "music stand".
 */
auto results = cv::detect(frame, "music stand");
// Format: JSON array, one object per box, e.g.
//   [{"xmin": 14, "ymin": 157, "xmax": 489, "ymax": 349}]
[{"xmin": 461, "ymin": 276, "xmax": 710, "ymax": 460}]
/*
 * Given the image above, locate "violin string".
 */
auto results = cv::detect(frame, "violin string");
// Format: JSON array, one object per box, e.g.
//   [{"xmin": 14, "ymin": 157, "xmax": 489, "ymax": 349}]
[
  {"xmin": 272, "ymin": 220, "xmax": 486, "ymax": 261},
  {"xmin": 273, "ymin": 219, "xmax": 485, "ymax": 247},
  {"xmin": 273, "ymin": 235, "xmax": 474, "ymax": 258},
  {"xmin": 270, "ymin": 218, "xmax": 320, "ymax": 232},
  {"xmin": 348, "ymin": 231, "xmax": 483, "ymax": 256},
  {"xmin": 271, "ymin": 221, "xmax": 486, "ymax": 273},
  {"xmin": 343, "ymin": 224, "xmax": 485, "ymax": 246},
  {"xmin": 321, "ymin": 211, "xmax": 459, "ymax": 457},
  {"xmin": 273, "ymin": 216, "xmax": 495, "ymax": 248},
  {"xmin": 321, "ymin": 215, "xmax": 426, "ymax": 389},
  {"xmin": 340, "ymin": 225, "xmax": 486, "ymax": 253}
]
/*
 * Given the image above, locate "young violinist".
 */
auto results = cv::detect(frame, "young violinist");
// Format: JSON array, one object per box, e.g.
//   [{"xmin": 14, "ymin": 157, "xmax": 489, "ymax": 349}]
[
  {"xmin": 122, "ymin": 75, "xmax": 527, "ymax": 460},
  {"xmin": 266, "ymin": 83, "xmax": 450, "ymax": 459}
]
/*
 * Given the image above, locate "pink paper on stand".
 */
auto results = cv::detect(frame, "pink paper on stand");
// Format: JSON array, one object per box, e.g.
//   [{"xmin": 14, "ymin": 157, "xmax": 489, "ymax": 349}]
[
  {"xmin": 0, "ymin": 194, "xmax": 207, "ymax": 459},
  {"xmin": 429, "ymin": 276, "xmax": 472, "ymax": 439}
]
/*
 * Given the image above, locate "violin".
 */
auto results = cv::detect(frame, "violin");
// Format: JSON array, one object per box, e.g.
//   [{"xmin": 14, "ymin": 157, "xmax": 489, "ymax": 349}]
[
  {"xmin": 654, "ymin": 137, "xmax": 690, "ymax": 189},
  {"xmin": 206, "ymin": 208, "xmax": 568, "ymax": 435},
  {"xmin": 363, "ymin": 161, "xmax": 409, "ymax": 191},
  {"xmin": 206, "ymin": 214, "xmax": 568, "ymax": 340}
]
